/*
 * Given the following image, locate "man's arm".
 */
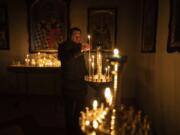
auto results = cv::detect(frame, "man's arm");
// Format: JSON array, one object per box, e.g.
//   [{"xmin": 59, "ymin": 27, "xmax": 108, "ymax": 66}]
[{"xmin": 58, "ymin": 42, "xmax": 82, "ymax": 64}]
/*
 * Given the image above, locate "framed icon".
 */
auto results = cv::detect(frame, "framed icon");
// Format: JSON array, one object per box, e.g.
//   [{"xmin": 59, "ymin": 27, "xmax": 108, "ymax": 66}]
[
  {"xmin": 88, "ymin": 8, "xmax": 117, "ymax": 51},
  {"xmin": 167, "ymin": 0, "xmax": 180, "ymax": 52},
  {"xmin": 27, "ymin": 0, "xmax": 68, "ymax": 53},
  {"xmin": 141, "ymin": 0, "xmax": 158, "ymax": 53}
]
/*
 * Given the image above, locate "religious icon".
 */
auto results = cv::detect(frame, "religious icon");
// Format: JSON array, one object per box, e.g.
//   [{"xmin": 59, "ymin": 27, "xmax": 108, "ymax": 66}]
[{"xmin": 88, "ymin": 8, "xmax": 117, "ymax": 51}]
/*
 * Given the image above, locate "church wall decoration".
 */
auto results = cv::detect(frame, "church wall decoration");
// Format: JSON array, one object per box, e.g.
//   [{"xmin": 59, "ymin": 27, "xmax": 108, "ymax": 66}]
[
  {"xmin": 88, "ymin": 8, "xmax": 117, "ymax": 51},
  {"xmin": 26, "ymin": 0, "xmax": 68, "ymax": 53}
]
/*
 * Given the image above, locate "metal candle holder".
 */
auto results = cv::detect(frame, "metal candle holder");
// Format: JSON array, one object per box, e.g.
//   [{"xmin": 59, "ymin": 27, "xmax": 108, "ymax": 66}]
[
  {"xmin": 80, "ymin": 51, "xmax": 153, "ymax": 135},
  {"xmin": 84, "ymin": 46, "xmax": 112, "ymax": 83}
]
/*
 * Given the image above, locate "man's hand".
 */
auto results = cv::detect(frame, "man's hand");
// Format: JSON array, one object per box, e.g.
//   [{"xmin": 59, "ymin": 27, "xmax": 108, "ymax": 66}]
[{"xmin": 81, "ymin": 43, "xmax": 90, "ymax": 52}]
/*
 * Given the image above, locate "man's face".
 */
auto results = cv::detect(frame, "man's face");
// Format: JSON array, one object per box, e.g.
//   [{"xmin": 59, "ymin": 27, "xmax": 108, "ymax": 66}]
[{"xmin": 71, "ymin": 30, "xmax": 81, "ymax": 44}]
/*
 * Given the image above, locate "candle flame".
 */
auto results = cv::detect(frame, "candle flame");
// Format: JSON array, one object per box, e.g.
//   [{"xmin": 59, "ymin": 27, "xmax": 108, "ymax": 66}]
[
  {"xmin": 104, "ymin": 87, "xmax": 112, "ymax": 105},
  {"xmin": 113, "ymin": 48, "xmax": 119, "ymax": 55},
  {"xmin": 93, "ymin": 100, "xmax": 98, "ymax": 110},
  {"xmin": 88, "ymin": 35, "xmax": 91, "ymax": 39},
  {"xmin": 93, "ymin": 120, "xmax": 98, "ymax": 129}
]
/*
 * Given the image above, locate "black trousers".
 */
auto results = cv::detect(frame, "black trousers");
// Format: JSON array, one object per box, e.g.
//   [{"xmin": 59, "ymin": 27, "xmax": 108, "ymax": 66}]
[{"xmin": 63, "ymin": 91, "xmax": 86, "ymax": 135}]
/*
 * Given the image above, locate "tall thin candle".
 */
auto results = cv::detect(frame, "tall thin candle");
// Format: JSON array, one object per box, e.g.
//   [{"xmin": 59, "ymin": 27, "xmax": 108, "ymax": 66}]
[
  {"xmin": 92, "ymin": 55, "xmax": 95, "ymax": 77},
  {"xmin": 88, "ymin": 35, "xmax": 91, "ymax": 77}
]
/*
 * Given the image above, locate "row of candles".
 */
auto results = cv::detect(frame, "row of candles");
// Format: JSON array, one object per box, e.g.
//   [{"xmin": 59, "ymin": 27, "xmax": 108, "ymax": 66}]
[
  {"xmin": 24, "ymin": 52, "xmax": 61, "ymax": 67},
  {"xmin": 80, "ymin": 43, "xmax": 122, "ymax": 134},
  {"xmin": 87, "ymin": 54, "xmax": 111, "ymax": 77},
  {"xmin": 86, "ymin": 34, "xmax": 120, "ymax": 82},
  {"xmin": 80, "ymin": 87, "xmax": 114, "ymax": 134},
  {"xmin": 80, "ymin": 49, "xmax": 153, "ymax": 135}
]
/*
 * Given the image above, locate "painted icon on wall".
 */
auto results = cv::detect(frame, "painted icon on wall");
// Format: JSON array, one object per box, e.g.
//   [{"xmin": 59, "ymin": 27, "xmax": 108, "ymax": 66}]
[
  {"xmin": 88, "ymin": 8, "xmax": 117, "ymax": 51},
  {"xmin": 27, "ymin": 0, "xmax": 68, "ymax": 53},
  {"xmin": 167, "ymin": 0, "xmax": 180, "ymax": 52},
  {"xmin": 141, "ymin": 0, "xmax": 158, "ymax": 53}
]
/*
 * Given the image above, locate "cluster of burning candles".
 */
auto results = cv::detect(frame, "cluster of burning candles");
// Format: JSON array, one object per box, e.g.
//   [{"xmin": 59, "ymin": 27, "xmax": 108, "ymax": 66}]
[
  {"xmin": 80, "ymin": 87, "xmax": 115, "ymax": 135},
  {"xmin": 24, "ymin": 52, "xmax": 61, "ymax": 67},
  {"xmin": 80, "ymin": 43, "xmax": 152, "ymax": 135},
  {"xmin": 85, "ymin": 35, "xmax": 120, "ymax": 83},
  {"xmin": 80, "ymin": 45, "xmax": 121, "ymax": 134},
  {"xmin": 80, "ymin": 99, "xmax": 152, "ymax": 135}
]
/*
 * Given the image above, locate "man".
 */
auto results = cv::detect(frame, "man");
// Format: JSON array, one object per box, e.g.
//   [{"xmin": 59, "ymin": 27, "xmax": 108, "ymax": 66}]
[{"xmin": 58, "ymin": 27, "xmax": 90, "ymax": 135}]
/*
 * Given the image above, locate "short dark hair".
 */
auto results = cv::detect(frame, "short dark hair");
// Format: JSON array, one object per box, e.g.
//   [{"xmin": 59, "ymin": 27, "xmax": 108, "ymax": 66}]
[{"xmin": 69, "ymin": 27, "xmax": 81, "ymax": 39}]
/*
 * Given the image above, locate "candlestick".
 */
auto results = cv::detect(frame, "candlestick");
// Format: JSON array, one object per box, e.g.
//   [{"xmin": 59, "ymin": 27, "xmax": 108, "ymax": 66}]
[
  {"xmin": 37, "ymin": 52, "xmax": 41, "ymax": 58},
  {"xmin": 96, "ymin": 48, "xmax": 102, "ymax": 77},
  {"xmin": 107, "ymin": 65, "xmax": 110, "ymax": 78},
  {"xmin": 89, "ymin": 57, "xmax": 91, "ymax": 77},
  {"xmin": 105, "ymin": 67, "xmax": 108, "ymax": 77},
  {"xmin": 92, "ymin": 55, "xmax": 95, "ymax": 77},
  {"xmin": 31, "ymin": 59, "xmax": 36, "ymax": 66},
  {"xmin": 88, "ymin": 35, "xmax": 91, "ymax": 46},
  {"xmin": 25, "ymin": 54, "xmax": 30, "ymax": 65},
  {"xmin": 88, "ymin": 35, "xmax": 91, "ymax": 77},
  {"xmin": 104, "ymin": 87, "xmax": 112, "ymax": 106}
]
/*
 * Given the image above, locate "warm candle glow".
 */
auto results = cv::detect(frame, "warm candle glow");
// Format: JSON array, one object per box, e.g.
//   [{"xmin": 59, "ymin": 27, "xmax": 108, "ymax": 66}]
[
  {"xmin": 31, "ymin": 59, "xmax": 36, "ymax": 66},
  {"xmin": 105, "ymin": 67, "xmax": 108, "ymax": 76},
  {"xmin": 91, "ymin": 131, "xmax": 96, "ymax": 135},
  {"xmin": 104, "ymin": 87, "xmax": 112, "ymax": 105},
  {"xmin": 114, "ymin": 64, "xmax": 118, "ymax": 71},
  {"xmin": 88, "ymin": 35, "xmax": 91, "ymax": 77},
  {"xmin": 85, "ymin": 120, "xmax": 90, "ymax": 126},
  {"xmin": 93, "ymin": 120, "xmax": 98, "ymax": 129},
  {"xmin": 113, "ymin": 48, "xmax": 120, "ymax": 58},
  {"xmin": 93, "ymin": 100, "xmax": 98, "ymax": 110},
  {"xmin": 113, "ymin": 49, "xmax": 119, "ymax": 55},
  {"xmin": 91, "ymin": 55, "xmax": 95, "ymax": 77},
  {"xmin": 104, "ymin": 87, "xmax": 111, "ymax": 99},
  {"xmin": 88, "ymin": 35, "xmax": 91, "ymax": 39},
  {"xmin": 107, "ymin": 65, "xmax": 110, "ymax": 78},
  {"xmin": 79, "ymin": 50, "xmax": 152, "ymax": 135},
  {"xmin": 89, "ymin": 57, "xmax": 91, "ymax": 76}
]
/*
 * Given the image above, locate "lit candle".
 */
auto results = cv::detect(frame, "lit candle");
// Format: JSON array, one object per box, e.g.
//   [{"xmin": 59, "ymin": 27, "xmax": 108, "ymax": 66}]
[
  {"xmin": 25, "ymin": 54, "xmax": 30, "ymax": 66},
  {"xmin": 93, "ymin": 120, "xmax": 98, "ymax": 129},
  {"xmin": 114, "ymin": 66, "xmax": 118, "ymax": 90},
  {"xmin": 104, "ymin": 87, "xmax": 112, "ymax": 106},
  {"xmin": 97, "ymin": 53, "xmax": 102, "ymax": 76},
  {"xmin": 80, "ymin": 111, "xmax": 85, "ymax": 119},
  {"xmin": 105, "ymin": 67, "xmax": 108, "ymax": 77},
  {"xmin": 85, "ymin": 107, "xmax": 89, "ymax": 114},
  {"xmin": 38, "ymin": 52, "xmax": 41, "ymax": 58},
  {"xmin": 93, "ymin": 100, "xmax": 98, "ymax": 110},
  {"xmin": 100, "ymin": 103, "xmax": 104, "ymax": 112},
  {"xmin": 91, "ymin": 131, "xmax": 96, "ymax": 135},
  {"xmin": 112, "ymin": 63, "xmax": 118, "ymax": 107},
  {"xmin": 25, "ymin": 58, "xmax": 30, "ymax": 65},
  {"xmin": 107, "ymin": 65, "xmax": 110, "ymax": 78},
  {"xmin": 89, "ymin": 57, "xmax": 91, "ymax": 77},
  {"xmin": 88, "ymin": 35, "xmax": 91, "ymax": 77},
  {"xmin": 31, "ymin": 59, "xmax": 36, "ymax": 66},
  {"xmin": 85, "ymin": 120, "xmax": 90, "ymax": 126},
  {"xmin": 88, "ymin": 35, "xmax": 91, "ymax": 46},
  {"xmin": 92, "ymin": 55, "xmax": 95, "ymax": 77},
  {"xmin": 113, "ymin": 48, "xmax": 120, "ymax": 58}
]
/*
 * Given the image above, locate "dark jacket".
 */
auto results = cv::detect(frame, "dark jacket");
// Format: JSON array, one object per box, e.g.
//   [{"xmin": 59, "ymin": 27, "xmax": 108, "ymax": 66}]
[{"xmin": 58, "ymin": 40, "xmax": 87, "ymax": 96}]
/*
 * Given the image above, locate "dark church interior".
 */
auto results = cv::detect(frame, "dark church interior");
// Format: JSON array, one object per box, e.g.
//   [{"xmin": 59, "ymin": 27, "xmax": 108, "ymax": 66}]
[{"xmin": 0, "ymin": 0, "xmax": 180, "ymax": 135}]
